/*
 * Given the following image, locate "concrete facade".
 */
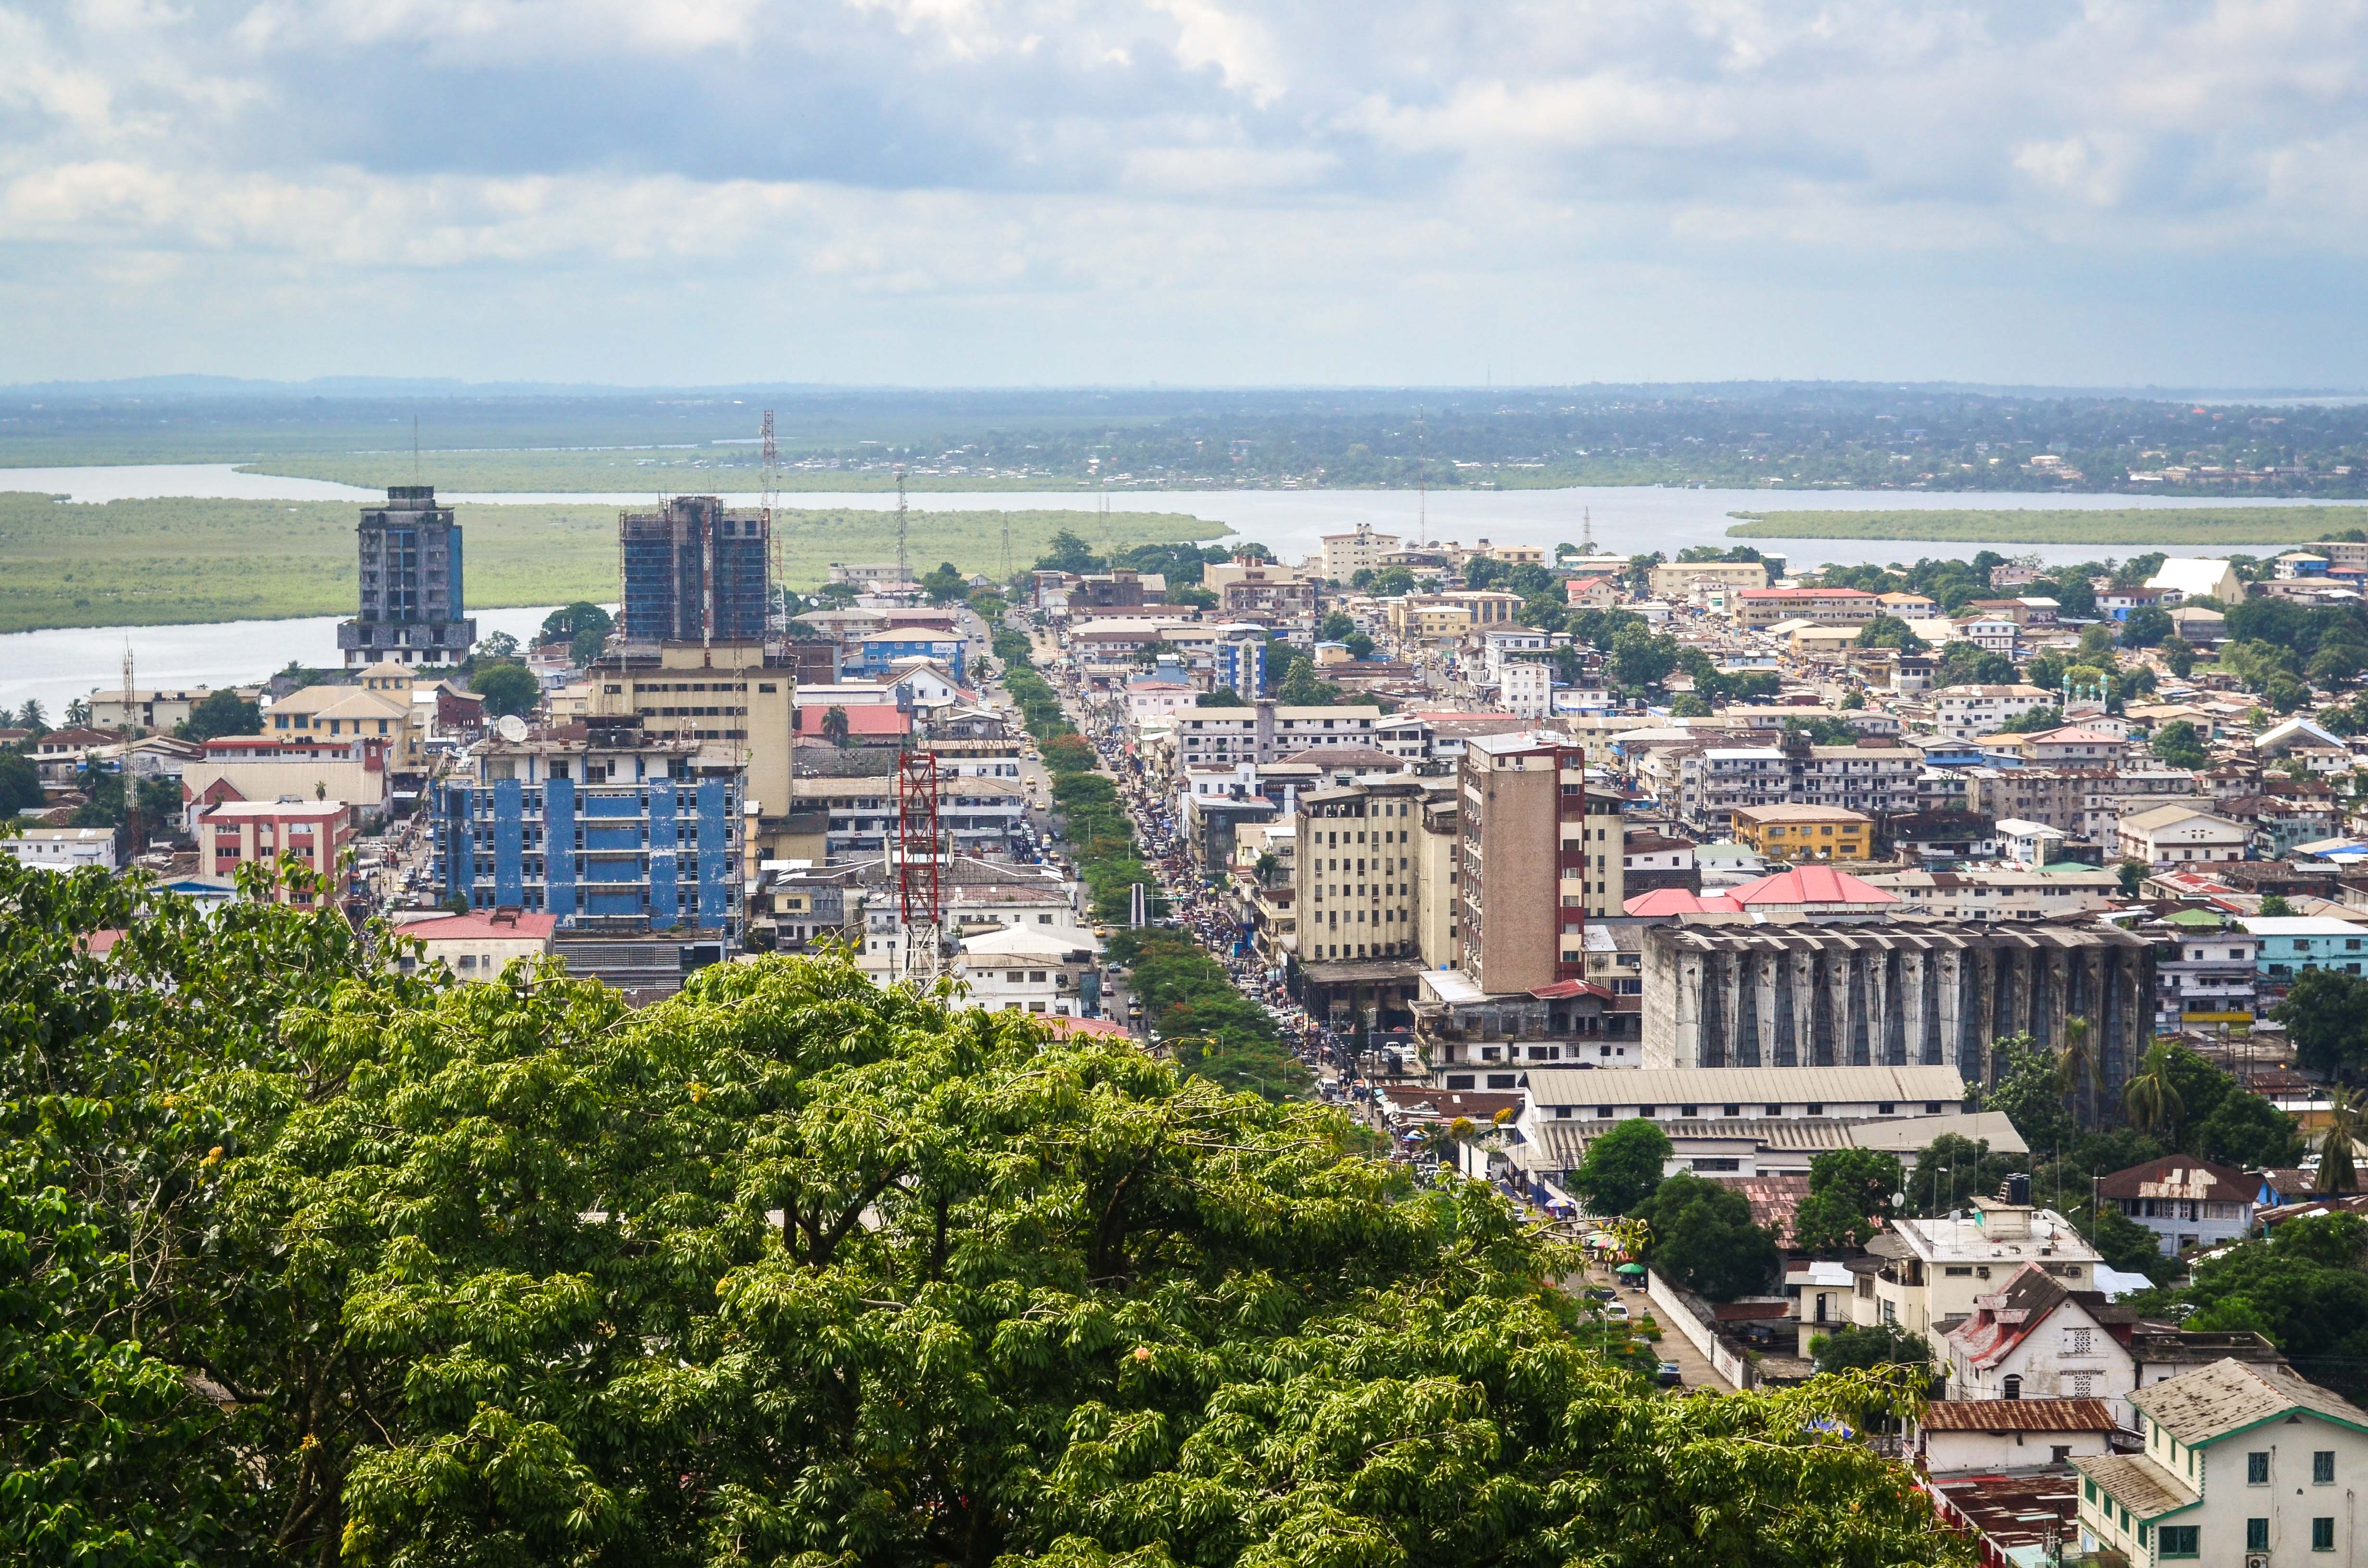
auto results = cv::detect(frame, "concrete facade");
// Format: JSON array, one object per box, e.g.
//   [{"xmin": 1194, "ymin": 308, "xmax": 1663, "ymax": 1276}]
[{"xmin": 1640, "ymin": 920, "xmax": 2155, "ymax": 1084}]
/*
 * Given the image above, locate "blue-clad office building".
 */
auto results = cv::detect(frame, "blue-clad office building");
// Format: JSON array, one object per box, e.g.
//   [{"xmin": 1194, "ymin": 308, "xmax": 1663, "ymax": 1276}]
[{"xmin": 431, "ymin": 717, "xmax": 741, "ymax": 935}]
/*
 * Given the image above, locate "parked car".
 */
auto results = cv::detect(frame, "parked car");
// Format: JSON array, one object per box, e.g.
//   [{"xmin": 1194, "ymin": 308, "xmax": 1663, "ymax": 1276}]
[
  {"xmin": 1598, "ymin": 1301, "xmax": 1630, "ymax": 1323},
  {"xmin": 1581, "ymin": 1286, "xmax": 1616, "ymax": 1302},
  {"xmin": 1655, "ymin": 1361, "xmax": 1681, "ymax": 1388}
]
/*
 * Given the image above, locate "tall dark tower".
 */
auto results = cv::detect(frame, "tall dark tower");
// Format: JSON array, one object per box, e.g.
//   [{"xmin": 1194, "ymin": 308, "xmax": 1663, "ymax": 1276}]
[
  {"xmin": 618, "ymin": 496, "xmax": 771, "ymax": 644},
  {"xmin": 338, "ymin": 485, "xmax": 476, "ymax": 667}
]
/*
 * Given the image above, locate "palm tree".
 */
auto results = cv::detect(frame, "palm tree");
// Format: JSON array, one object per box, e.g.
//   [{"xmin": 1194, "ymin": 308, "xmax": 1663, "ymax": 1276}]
[
  {"xmin": 821, "ymin": 706, "xmax": 851, "ymax": 748},
  {"xmin": 2319, "ymin": 1091, "xmax": 2365, "ymax": 1194},
  {"xmin": 2056, "ymin": 1017, "xmax": 2102, "ymax": 1130},
  {"xmin": 2123, "ymin": 1040, "xmax": 2185, "ymax": 1140}
]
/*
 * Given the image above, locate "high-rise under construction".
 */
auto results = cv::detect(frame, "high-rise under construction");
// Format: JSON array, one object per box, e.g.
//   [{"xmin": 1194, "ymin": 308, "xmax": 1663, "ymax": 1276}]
[
  {"xmin": 338, "ymin": 485, "xmax": 477, "ymax": 666},
  {"xmin": 618, "ymin": 496, "xmax": 770, "ymax": 644}
]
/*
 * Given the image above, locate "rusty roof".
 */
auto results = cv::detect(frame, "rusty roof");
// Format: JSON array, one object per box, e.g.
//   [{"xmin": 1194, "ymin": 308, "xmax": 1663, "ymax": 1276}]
[
  {"xmin": 2095, "ymin": 1155, "xmax": 2253, "ymax": 1202},
  {"xmin": 1923, "ymin": 1397, "xmax": 2118, "ymax": 1433},
  {"xmin": 1926, "ymin": 1471, "xmax": 2078, "ymax": 1553},
  {"xmin": 2073, "ymin": 1453, "xmax": 2198, "ymax": 1519}
]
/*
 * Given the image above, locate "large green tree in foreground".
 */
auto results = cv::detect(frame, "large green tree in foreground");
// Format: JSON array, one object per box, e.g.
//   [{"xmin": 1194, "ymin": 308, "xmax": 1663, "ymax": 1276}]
[{"xmin": 2, "ymin": 858, "xmax": 1968, "ymax": 1568}]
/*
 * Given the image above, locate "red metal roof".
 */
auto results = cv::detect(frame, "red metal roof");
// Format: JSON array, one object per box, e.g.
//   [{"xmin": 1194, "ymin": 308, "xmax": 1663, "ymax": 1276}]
[
  {"xmin": 1623, "ymin": 888, "xmax": 1744, "ymax": 916},
  {"xmin": 1727, "ymin": 865, "xmax": 1900, "ymax": 906}
]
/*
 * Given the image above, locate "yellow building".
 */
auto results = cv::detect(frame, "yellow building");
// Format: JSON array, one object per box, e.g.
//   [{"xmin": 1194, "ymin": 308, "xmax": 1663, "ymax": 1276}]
[
  {"xmin": 266, "ymin": 682, "xmax": 421, "ymax": 769},
  {"xmin": 1386, "ymin": 598, "xmax": 1476, "ymax": 643},
  {"xmin": 1731, "ymin": 803, "xmax": 1875, "ymax": 862}
]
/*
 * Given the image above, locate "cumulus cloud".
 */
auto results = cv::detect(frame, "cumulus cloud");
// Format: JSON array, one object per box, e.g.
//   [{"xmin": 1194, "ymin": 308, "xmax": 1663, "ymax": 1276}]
[{"xmin": 4, "ymin": 0, "xmax": 2368, "ymax": 382}]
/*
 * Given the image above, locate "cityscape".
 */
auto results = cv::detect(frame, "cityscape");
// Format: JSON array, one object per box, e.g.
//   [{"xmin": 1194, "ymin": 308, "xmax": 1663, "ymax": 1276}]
[{"xmin": 16, "ymin": 1, "xmax": 2368, "ymax": 1563}]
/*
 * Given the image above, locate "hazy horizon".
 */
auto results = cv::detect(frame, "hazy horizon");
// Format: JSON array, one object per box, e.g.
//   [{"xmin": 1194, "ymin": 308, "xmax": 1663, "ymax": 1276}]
[{"xmin": 10, "ymin": 3, "xmax": 2368, "ymax": 389}]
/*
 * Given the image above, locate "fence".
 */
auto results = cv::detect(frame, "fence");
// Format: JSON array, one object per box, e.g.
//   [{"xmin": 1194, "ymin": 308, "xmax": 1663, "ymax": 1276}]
[{"xmin": 1645, "ymin": 1268, "xmax": 1759, "ymax": 1391}]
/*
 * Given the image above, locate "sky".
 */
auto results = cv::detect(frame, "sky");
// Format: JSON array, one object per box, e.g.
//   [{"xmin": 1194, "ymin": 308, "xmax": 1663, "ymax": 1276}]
[{"xmin": 6, "ymin": 0, "xmax": 2368, "ymax": 388}]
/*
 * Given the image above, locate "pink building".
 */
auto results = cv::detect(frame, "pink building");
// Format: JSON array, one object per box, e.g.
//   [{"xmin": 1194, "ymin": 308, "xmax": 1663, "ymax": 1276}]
[{"xmin": 197, "ymin": 798, "xmax": 353, "ymax": 903}]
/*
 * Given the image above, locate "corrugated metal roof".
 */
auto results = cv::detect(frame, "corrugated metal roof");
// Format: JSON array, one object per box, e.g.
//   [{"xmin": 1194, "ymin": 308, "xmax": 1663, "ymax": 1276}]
[
  {"xmin": 2072, "ymin": 1454, "xmax": 2198, "ymax": 1519},
  {"xmin": 2134, "ymin": 1357, "xmax": 2368, "ymax": 1443},
  {"xmin": 1924, "ymin": 1397, "xmax": 2117, "ymax": 1433},
  {"xmin": 1523, "ymin": 1065, "xmax": 1967, "ymax": 1106}
]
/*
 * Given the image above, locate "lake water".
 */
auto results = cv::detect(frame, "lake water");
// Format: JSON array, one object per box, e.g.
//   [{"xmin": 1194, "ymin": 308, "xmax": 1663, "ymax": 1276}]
[{"xmin": 2, "ymin": 461, "xmax": 2358, "ymax": 711}]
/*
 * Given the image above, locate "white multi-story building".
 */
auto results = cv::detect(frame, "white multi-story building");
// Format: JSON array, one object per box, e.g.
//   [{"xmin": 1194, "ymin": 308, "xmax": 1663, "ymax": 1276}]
[
  {"xmin": 1319, "ymin": 527, "xmax": 1402, "ymax": 582},
  {"xmin": 1862, "ymin": 867, "xmax": 2122, "ymax": 921},
  {"xmin": 2, "ymin": 827, "xmax": 122, "ymax": 874},
  {"xmin": 1947, "ymin": 1261, "xmax": 2136, "ymax": 1408},
  {"xmin": 1173, "ymin": 702, "xmax": 1385, "ymax": 769},
  {"xmin": 2076, "ymin": 1360, "xmax": 2368, "ymax": 1565},
  {"xmin": 1872, "ymin": 1195, "xmax": 2103, "ymax": 1360},
  {"xmin": 1498, "ymin": 662, "xmax": 1552, "ymax": 719},
  {"xmin": 1677, "ymin": 739, "xmax": 1921, "ymax": 835},
  {"xmin": 1932, "ymin": 686, "xmax": 2056, "ymax": 741}
]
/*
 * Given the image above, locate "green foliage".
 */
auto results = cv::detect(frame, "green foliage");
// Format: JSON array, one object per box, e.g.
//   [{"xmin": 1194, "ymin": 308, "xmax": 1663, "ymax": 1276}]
[
  {"xmin": 1343, "ymin": 631, "xmax": 1376, "ymax": 659},
  {"xmin": 2119, "ymin": 605, "xmax": 2174, "ymax": 647},
  {"xmin": 1993, "ymin": 704, "xmax": 2064, "ymax": 734},
  {"xmin": 1636, "ymin": 1173, "xmax": 1780, "ymax": 1302},
  {"xmin": 1811, "ymin": 1324, "xmax": 1934, "ymax": 1377},
  {"xmin": 1668, "ymin": 693, "xmax": 1711, "ymax": 718},
  {"xmin": 1037, "ymin": 528, "xmax": 1103, "ymax": 573},
  {"xmin": 2150, "ymin": 1216, "xmax": 2368, "ymax": 1398},
  {"xmin": 472, "ymin": 629, "xmax": 521, "ymax": 661},
  {"xmin": 1979, "ymin": 1035, "xmax": 2072, "ymax": 1153},
  {"xmin": 1607, "ymin": 624, "xmax": 1679, "ymax": 691},
  {"xmin": 1783, "ymin": 714, "xmax": 1862, "ymax": 746},
  {"xmin": 1935, "ymin": 642, "xmax": 2019, "ymax": 686},
  {"xmin": 2162, "ymin": 636, "xmax": 2197, "ymax": 678},
  {"xmin": 920, "ymin": 560, "xmax": 970, "ymax": 602},
  {"xmin": 2082, "ymin": 1201, "xmax": 2175, "ymax": 1282},
  {"xmin": 1195, "ymin": 686, "xmax": 1248, "ymax": 707},
  {"xmin": 1369, "ymin": 564, "xmax": 1417, "ymax": 596},
  {"xmin": 1320, "ymin": 611, "xmax": 1357, "ymax": 642},
  {"xmin": 568, "ymin": 625, "xmax": 607, "ymax": 666},
  {"xmin": 1567, "ymin": 1118, "xmax": 1671, "ymax": 1215},
  {"xmin": 820, "ymin": 704, "xmax": 851, "ymax": 746},
  {"xmin": 1793, "ymin": 1149, "xmax": 1904, "ymax": 1254},
  {"xmin": 468, "ymin": 660, "xmax": 541, "ymax": 719},
  {"xmin": 1855, "ymin": 614, "xmax": 1927, "ymax": 653},
  {"xmin": 538, "ymin": 600, "xmax": 613, "ymax": 644},
  {"xmin": 2273, "ymin": 966, "xmax": 2368, "ymax": 1078},
  {"xmin": 174, "ymin": 686, "xmax": 262, "ymax": 742},
  {"xmin": 0, "ymin": 747, "xmax": 42, "ymax": 816},
  {"xmin": 1901, "ymin": 1134, "xmax": 2027, "ymax": 1217},
  {"xmin": 2123, "ymin": 1039, "xmax": 2187, "ymax": 1139},
  {"xmin": 69, "ymin": 769, "xmax": 179, "ymax": 833},
  {"xmin": 2151, "ymin": 719, "xmax": 2209, "ymax": 768},
  {"xmin": 1105, "ymin": 928, "xmax": 1309, "ymax": 1100}
]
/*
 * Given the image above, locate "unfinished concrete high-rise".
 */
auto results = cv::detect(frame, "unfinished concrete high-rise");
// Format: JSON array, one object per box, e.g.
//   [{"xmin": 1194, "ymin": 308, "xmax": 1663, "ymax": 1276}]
[
  {"xmin": 1640, "ymin": 919, "xmax": 2155, "ymax": 1084},
  {"xmin": 619, "ymin": 496, "xmax": 771, "ymax": 645},
  {"xmin": 338, "ymin": 485, "xmax": 476, "ymax": 666}
]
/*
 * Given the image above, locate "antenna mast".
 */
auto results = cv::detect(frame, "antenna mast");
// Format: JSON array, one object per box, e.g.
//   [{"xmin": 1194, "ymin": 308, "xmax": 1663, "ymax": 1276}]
[
  {"xmin": 1581, "ymin": 506, "xmax": 1596, "ymax": 556},
  {"xmin": 121, "ymin": 640, "xmax": 140, "ymax": 851},
  {"xmin": 894, "ymin": 750, "xmax": 945, "ymax": 984},
  {"xmin": 761, "ymin": 409, "xmax": 782, "ymax": 626},
  {"xmin": 1415, "ymin": 407, "xmax": 1427, "ymax": 539},
  {"xmin": 894, "ymin": 465, "xmax": 909, "ymax": 584}
]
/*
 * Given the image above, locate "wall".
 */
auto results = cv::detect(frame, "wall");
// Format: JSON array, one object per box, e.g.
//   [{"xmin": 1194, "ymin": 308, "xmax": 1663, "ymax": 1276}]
[{"xmin": 1646, "ymin": 1269, "xmax": 1754, "ymax": 1391}]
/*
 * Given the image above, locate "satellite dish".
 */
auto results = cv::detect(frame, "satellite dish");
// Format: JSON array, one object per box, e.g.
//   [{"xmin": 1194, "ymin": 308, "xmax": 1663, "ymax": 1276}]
[
  {"xmin": 1891, "ymin": 1191, "xmax": 1907, "ymax": 1208},
  {"xmin": 496, "ymin": 714, "xmax": 529, "ymax": 742}
]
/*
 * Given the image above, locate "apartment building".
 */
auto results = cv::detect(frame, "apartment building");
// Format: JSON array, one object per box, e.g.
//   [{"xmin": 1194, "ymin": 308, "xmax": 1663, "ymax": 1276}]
[
  {"xmin": 1437, "ymin": 589, "xmax": 1524, "ymax": 627},
  {"xmin": 199, "ymin": 798, "xmax": 354, "ymax": 901},
  {"xmin": 1979, "ymin": 727, "xmax": 2129, "ymax": 768},
  {"xmin": 1386, "ymin": 598, "xmax": 1473, "ymax": 643},
  {"xmin": 1416, "ymin": 787, "xmax": 1461, "ymax": 969},
  {"xmin": 1205, "ymin": 561, "xmax": 1319, "ymax": 626},
  {"xmin": 1932, "ymin": 684, "xmax": 2056, "ymax": 740},
  {"xmin": 337, "ymin": 485, "xmax": 477, "ymax": 667},
  {"xmin": 1648, "ymin": 560, "xmax": 1770, "ymax": 600},
  {"xmin": 1173, "ymin": 701, "xmax": 1384, "ymax": 768},
  {"xmin": 1735, "ymin": 587, "xmax": 1882, "ymax": 629},
  {"xmin": 1677, "ymin": 735, "xmax": 1920, "ymax": 835},
  {"xmin": 1732, "ymin": 804, "xmax": 1875, "ymax": 862},
  {"xmin": 1458, "ymin": 731, "xmax": 1587, "ymax": 993},
  {"xmin": 585, "ymin": 639, "xmax": 797, "ymax": 825},
  {"xmin": 1961, "ymin": 767, "xmax": 2203, "ymax": 841},
  {"xmin": 1878, "ymin": 1197, "xmax": 2104, "ymax": 1357},
  {"xmin": 1319, "ymin": 527, "xmax": 1401, "ymax": 582},
  {"xmin": 2117, "ymin": 805, "xmax": 2250, "ymax": 868},
  {"xmin": 3, "ymin": 827, "xmax": 123, "ymax": 874},
  {"xmin": 87, "ymin": 687, "xmax": 208, "ymax": 734},
  {"xmin": 430, "ymin": 716, "xmax": 741, "ymax": 933},
  {"xmin": 1293, "ymin": 779, "xmax": 1428, "ymax": 967},
  {"xmin": 1864, "ymin": 867, "xmax": 2122, "ymax": 921}
]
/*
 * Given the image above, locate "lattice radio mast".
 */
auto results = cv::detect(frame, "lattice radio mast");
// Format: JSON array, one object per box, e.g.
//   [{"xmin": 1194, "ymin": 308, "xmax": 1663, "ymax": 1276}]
[
  {"xmin": 761, "ymin": 409, "xmax": 781, "ymax": 625},
  {"xmin": 121, "ymin": 640, "xmax": 141, "ymax": 851},
  {"xmin": 894, "ymin": 465, "xmax": 909, "ymax": 584},
  {"xmin": 894, "ymin": 750, "xmax": 945, "ymax": 983}
]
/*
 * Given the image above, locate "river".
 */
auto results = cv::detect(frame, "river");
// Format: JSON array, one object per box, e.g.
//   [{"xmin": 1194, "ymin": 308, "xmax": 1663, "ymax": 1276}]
[{"xmin": 2, "ymin": 462, "xmax": 2358, "ymax": 711}]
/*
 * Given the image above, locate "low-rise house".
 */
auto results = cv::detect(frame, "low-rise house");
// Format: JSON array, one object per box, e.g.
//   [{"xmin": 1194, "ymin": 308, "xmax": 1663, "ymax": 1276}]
[
  {"xmin": 392, "ymin": 909, "xmax": 558, "ymax": 980},
  {"xmin": 952, "ymin": 923, "xmax": 1103, "ymax": 1017},
  {"xmin": 1863, "ymin": 866, "xmax": 2121, "ymax": 923},
  {"xmin": 1932, "ymin": 684, "xmax": 2056, "ymax": 740},
  {"xmin": 1946, "ymin": 1261, "xmax": 2137, "ymax": 1408},
  {"xmin": 2118, "ymin": 804, "xmax": 2251, "ymax": 868},
  {"xmin": 2096, "ymin": 1156, "xmax": 2255, "ymax": 1258},
  {"xmin": 1919, "ymin": 1398, "xmax": 2120, "ymax": 1473},
  {"xmin": 1729, "ymin": 803, "xmax": 1875, "ymax": 862},
  {"xmin": 2075, "ymin": 1359, "xmax": 2368, "ymax": 1564},
  {"xmin": 1872, "ymin": 1189, "xmax": 2104, "ymax": 1359}
]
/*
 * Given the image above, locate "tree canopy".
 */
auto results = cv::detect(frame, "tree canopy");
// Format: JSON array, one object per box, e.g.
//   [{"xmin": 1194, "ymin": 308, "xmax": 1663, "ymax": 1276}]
[
  {"xmin": 1636, "ymin": 1173, "xmax": 1781, "ymax": 1302},
  {"xmin": 469, "ymin": 660, "xmax": 542, "ymax": 719},
  {"xmin": 1567, "ymin": 1117, "xmax": 1670, "ymax": 1215},
  {"xmin": 0, "ymin": 859, "xmax": 1971, "ymax": 1568}
]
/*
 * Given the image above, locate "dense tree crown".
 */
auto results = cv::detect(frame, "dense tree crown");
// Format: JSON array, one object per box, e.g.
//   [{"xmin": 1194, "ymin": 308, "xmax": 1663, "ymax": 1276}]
[{"xmin": 2, "ymin": 859, "xmax": 1969, "ymax": 1568}]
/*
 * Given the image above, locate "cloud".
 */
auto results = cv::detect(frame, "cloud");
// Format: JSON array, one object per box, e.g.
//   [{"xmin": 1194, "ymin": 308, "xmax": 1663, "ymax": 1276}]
[{"xmin": 6, "ymin": 0, "xmax": 2368, "ymax": 383}]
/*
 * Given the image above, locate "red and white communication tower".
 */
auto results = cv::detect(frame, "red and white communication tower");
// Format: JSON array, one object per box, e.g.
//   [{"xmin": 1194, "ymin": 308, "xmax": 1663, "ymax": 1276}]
[{"xmin": 894, "ymin": 749, "xmax": 945, "ymax": 983}]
